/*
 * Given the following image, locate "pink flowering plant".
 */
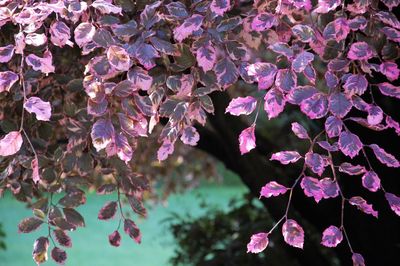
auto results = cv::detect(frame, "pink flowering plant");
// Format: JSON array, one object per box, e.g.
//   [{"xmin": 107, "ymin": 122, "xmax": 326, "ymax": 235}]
[{"xmin": 0, "ymin": 0, "xmax": 399, "ymax": 265}]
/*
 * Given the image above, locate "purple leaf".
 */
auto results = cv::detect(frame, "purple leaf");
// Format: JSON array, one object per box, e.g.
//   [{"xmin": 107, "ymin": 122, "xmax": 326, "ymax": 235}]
[
  {"xmin": 320, "ymin": 178, "xmax": 339, "ymax": 199},
  {"xmin": 90, "ymin": 119, "xmax": 114, "ymax": 152},
  {"xmin": 377, "ymin": 82, "xmax": 400, "ymax": 99},
  {"xmin": 349, "ymin": 196, "xmax": 378, "ymax": 218},
  {"xmin": 238, "ymin": 126, "xmax": 256, "ymax": 155},
  {"xmin": 367, "ymin": 105, "xmax": 383, "ymax": 126},
  {"xmin": 339, "ymin": 163, "xmax": 367, "ymax": 175},
  {"xmin": 271, "ymin": 151, "xmax": 302, "ymax": 165},
  {"xmin": 180, "ymin": 126, "xmax": 199, "ymax": 146},
  {"xmin": 317, "ymin": 141, "xmax": 339, "ymax": 152},
  {"xmin": 0, "ymin": 44, "xmax": 14, "ymax": 63},
  {"xmin": 26, "ymin": 51, "xmax": 55, "ymax": 74},
  {"xmin": 343, "ymin": 74, "xmax": 368, "ymax": 96},
  {"xmin": 380, "ymin": 62, "xmax": 399, "ymax": 81},
  {"xmin": 51, "ymin": 247, "xmax": 67, "ymax": 265},
  {"xmin": 328, "ymin": 59, "xmax": 350, "ymax": 72},
  {"xmin": 0, "ymin": 131, "xmax": 23, "ymax": 157},
  {"xmin": 369, "ymin": 144, "xmax": 400, "ymax": 167},
  {"xmin": 260, "ymin": 181, "xmax": 288, "ymax": 198},
  {"xmin": 74, "ymin": 22, "xmax": 95, "ymax": 47},
  {"xmin": 287, "ymin": 86, "xmax": 318, "ymax": 105},
  {"xmin": 50, "ymin": 21, "xmax": 73, "ymax": 48},
  {"xmin": 91, "ymin": 0, "xmax": 122, "ymax": 14},
  {"xmin": 247, "ymin": 62, "xmax": 278, "ymax": 90},
  {"xmin": 376, "ymin": 11, "xmax": 400, "ymax": 30},
  {"xmin": 381, "ymin": 27, "xmax": 400, "ymax": 43},
  {"xmin": 291, "ymin": 122, "xmax": 309, "ymax": 139},
  {"xmin": 385, "ymin": 193, "xmax": 400, "ymax": 216},
  {"xmin": 292, "ymin": 51, "xmax": 314, "ymax": 73},
  {"xmin": 107, "ymin": 45, "xmax": 131, "ymax": 71},
  {"xmin": 275, "ymin": 69, "xmax": 297, "ymax": 92},
  {"xmin": 314, "ymin": 0, "xmax": 341, "ymax": 13},
  {"xmin": 282, "ymin": 219, "xmax": 304, "ymax": 249},
  {"xmin": 109, "ymin": 230, "xmax": 121, "ymax": 247},
  {"xmin": 225, "ymin": 96, "xmax": 257, "ymax": 116},
  {"xmin": 98, "ymin": 201, "xmax": 118, "ymax": 220},
  {"xmin": 329, "ymin": 92, "xmax": 352, "ymax": 118},
  {"xmin": 53, "ymin": 230, "xmax": 72, "ymax": 248},
  {"xmin": 115, "ymin": 132, "xmax": 133, "ymax": 162},
  {"xmin": 352, "ymin": 253, "xmax": 365, "ymax": 266},
  {"xmin": 0, "ymin": 71, "xmax": 19, "ymax": 93},
  {"xmin": 127, "ymin": 67, "xmax": 153, "ymax": 91},
  {"xmin": 305, "ymin": 152, "xmax": 327, "ymax": 176},
  {"xmin": 214, "ymin": 58, "xmax": 238, "ymax": 89},
  {"xmin": 292, "ymin": 24, "xmax": 315, "ymax": 43},
  {"xmin": 325, "ymin": 72, "xmax": 339, "ymax": 89},
  {"xmin": 24, "ymin": 97, "xmax": 52, "ymax": 121},
  {"xmin": 18, "ymin": 217, "xmax": 43, "ymax": 233},
  {"xmin": 325, "ymin": 116, "xmax": 343, "ymax": 138},
  {"xmin": 264, "ymin": 88, "xmax": 286, "ymax": 119},
  {"xmin": 247, "ymin": 233, "xmax": 269, "ymax": 253},
  {"xmin": 347, "ymin": 42, "xmax": 374, "ymax": 60},
  {"xmin": 269, "ymin": 43, "xmax": 294, "ymax": 58},
  {"xmin": 301, "ymin": 176, "xmax": 324, "ymax": 202},
  {"xmin": 338, "ymin": 131, "xmax": 362, "ymax": 158},
  {"xmin": 251, "ymin": 12, "xmax": 277, "ymax": 32},
  {"xmin": 31, "ymin": 157, "xmax": 40, "ymax": 184},
  {"xmin": 174, "ymin": 14, "xmax": 204, "ymax": 42},
  {"xmin": 33, "ymin": 237, "xmax": 49, "ymax": 265},
  {"xmin": 348, "ymin": 16, "xmax": 368, "ymax": 31},
  {"xmin": 157, "ymin": 140, "xmax": 175, "ymax": 161},
  {"xmin": 321, "ymin": 225, "xmax": 343, "ymax": 247},
  {"xmin": 323, "ymin": 18, "xmax": 350, "ymax": 41},
  {"xmin": 210, "ymin": 0, "xmax": 231, "ymax": 16},
  {"xmin": 300, "ymin": 93, "xmax": 328, "ymax": 119},
  {"xmin": 124, "ymin": 219, "xmax": 141, "ymax": 244},
  {"xmin": 362, "ymin": 171, "xmax": 380, "ymax": 192},
  {"xmin": 134, "ymin": 42, "xmax": 159, "ymax": 70}
]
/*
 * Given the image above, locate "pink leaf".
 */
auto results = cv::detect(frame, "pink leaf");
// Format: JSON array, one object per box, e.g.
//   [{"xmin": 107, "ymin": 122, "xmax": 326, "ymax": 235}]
[
  {"xmin": 385, "ymin": 193, "xmax": 400, "ymax": 216},
  {"xmin": 25, "ymin": 33, "xmax": 47, "ymax": 47},
  {"xmin": 24, "ymin": 97, "xmax": 52, "ymax": 121},
  {"xmin": 0, "ymin": 71, "xmax": 19, "ymax": 93},
  {"xmin": 31, "ymin": 157, "xmax": 40, "ymax": 184},
  {"xmin": 194, "ymin": 39, "xmax": 217, "ymax": 72},
  {"xmin": 225, "ymin": 96, "xmax": 257, "ymax": 116},
  {"xmin": 26, "ymin": 51, "xmax": 55, "ymax": 74},
  {"xmin": 369, "ymin": 144, "xmax": 400, "ymax": 167},
  {"xmin": 352, "ymin": 253, "xmax": 365, "ymax": 266},
  {"xmin": 321, "ymin": 225, "xmax": 343, "ymax": 247},
  {"xmin": 361, "ymin": 171, "xmax": 380, "ymax": 192},
  {"xmin": 380, "ymin": 62, "xmax": 399, "ymax": 81},
  {"xmin": 260, "ymin": 181, "xmax": 288, "ymax": 198},
  {"xmin": 339, "ymin": 163, "xmax": 367, "ymax": 176},
  {"xmin": 251, "ymin": 12, "xmax": 277, "ymax": 32},
  {"xmin": 377, "ymin": 82, "xmax": 400, "ymax": 99},
  {"xmin": 264, "ymin": 88, "xmax": 286, "ymax": 119},
  {"xmin": 238, "ymin": 126, "xmax": 256, "ymax": 155},
  {"xmin": 91, "ymin": 0, "xmax": 122, "ymax": 14},
  {"xmin": 314, "ymin": 0, "xmax": 341, "ymax": 13},
  {"xmin": 173, "ymin": 14, "xmax": 204, "ymax": 42},
  {"xmin": 343, "ymin": 74, "xmax": 368, "ymax": 96},
  {"xmin": 305, "ymin": 152, "xmax": 327, "ymax": 176},
  {"xmin": 300, "ymin": 93, "xmax": 328, "ymax": 119},
  {"xmin": 50, "ymin": 21, "xmax": 73, "ymax": 48},
  {"xmin": 91, "ymin": 119, "xmax": 114, "ymax": 152},
  {"xmin": 180, "ymin": 126, "xmax": 200, "ymax": 146},
  {"xmin": 107, "ymin": 45, "xmax": 131, "ymax": 71},
  {"xmin": 349, "ymin": 196, "xmax": 378, "ymax": 218},
  {"xmin": 210, "ymin": 0, "xmax": 231, "ymax": 16},
  {"xmin": 300, "ymin": 176, "xmax": 324, "ymax": 202},
  {"xmin": 214, "ymin": 58, "xmax": 238, "ymax": 89},
  {"xmin": 282, "ymin": 219, "xmax": 304, "ymax": 249},
  {"xmin": 270, "ymin": 151, "xmax": 302, "ymax": 165},
  {"xmin": 367, "ymin": 105, "xmax": 383, "ymax": 125},
  {"xmin": 347, "ymin": 42, "xmax": 374, "ymax": 60},
  {"xmin": 291, "ymin": 122, "xmax": 309, "ymax": 139},
  {"xmin": 157, "ymin": 140, "xmax": 175, "ymax": 161},
  {"xmin": 108, "ymin": 230, "xmax": 121, "ymax": 247},
  {"xmin": 115, "ymin": 132, "xmax": 133, "ymax": 162},
  {"xmin": 247, "ymin": 62, "xmax": 278, "ymax": 90},
  {"xmin": 0, "ymin": 131, "xmax": 23, "ymax": 156},
  {"xmin": 74, "ymin": 22, "xmax": 95, "ymax": 48},
  {"xmin": 247, "ymin": 233, "xmax": 269, "ymax": 253},
  {"xmin": 127, "ymin": 67, "xmax": 153, "ymax": 91},
  {"xmin": 338, "ymin": 131, "xmax": 362, "ymax": 158},
  {"xmin": 0, "ymin": 44, "xmax": 14, "ymax": 63},
  {"xmin": 320, "ymin": 178, "xmax": 339, "ymax": 199}
]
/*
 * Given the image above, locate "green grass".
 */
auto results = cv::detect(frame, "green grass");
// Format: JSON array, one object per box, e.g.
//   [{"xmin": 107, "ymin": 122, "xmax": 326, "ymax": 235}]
[{"xmin": 0, "ymin": 170, "xmax": 247, "ymax": 265}]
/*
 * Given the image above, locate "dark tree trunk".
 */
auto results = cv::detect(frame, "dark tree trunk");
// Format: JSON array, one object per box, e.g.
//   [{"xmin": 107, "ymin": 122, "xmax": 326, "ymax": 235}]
[{"xmin": 196, "ymin": 91, "xmax": 400, "ymax": 266}]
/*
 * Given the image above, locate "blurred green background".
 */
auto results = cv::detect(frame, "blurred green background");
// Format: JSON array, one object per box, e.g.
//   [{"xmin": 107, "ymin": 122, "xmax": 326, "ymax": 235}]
[{"xmin": 0, "ymin": 168, "xmax": 247, "ymax": 266}]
